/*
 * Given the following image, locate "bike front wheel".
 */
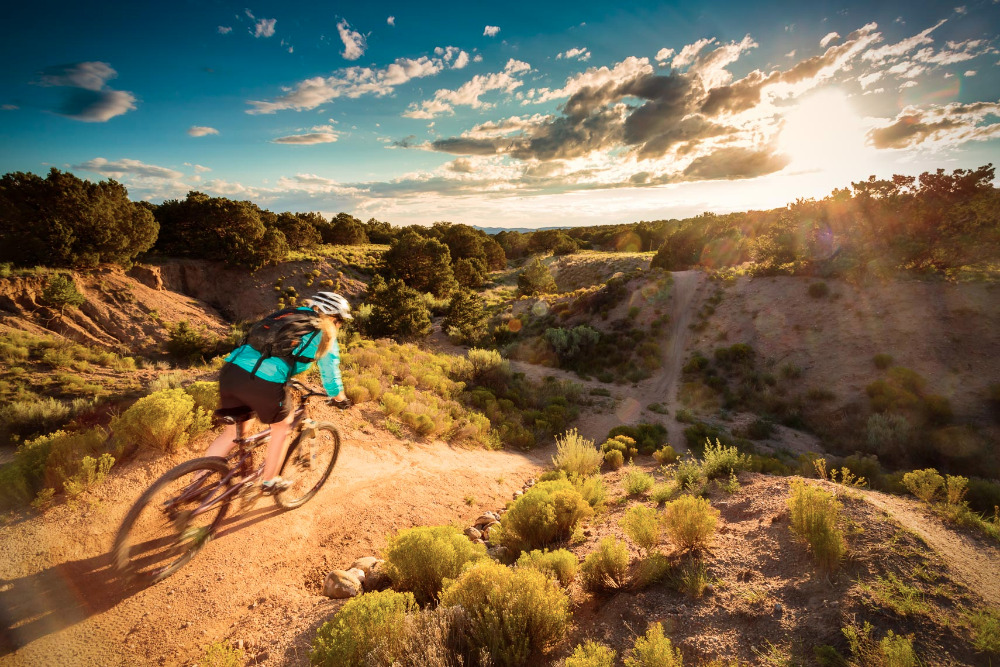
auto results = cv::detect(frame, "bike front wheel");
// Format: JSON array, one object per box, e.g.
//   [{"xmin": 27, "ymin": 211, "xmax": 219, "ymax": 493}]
[
  {"xmin": 113, "ymin": 456, "xmax": 231, "ymax": 586},
  {"xmin": 275, "ymin": 422, "xmax": 340, "ymax": 509}
]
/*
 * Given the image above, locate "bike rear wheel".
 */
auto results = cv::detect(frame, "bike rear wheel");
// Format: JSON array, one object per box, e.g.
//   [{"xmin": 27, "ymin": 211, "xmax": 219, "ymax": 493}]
[
  {"xmin": 275, "ymin": 422, "xmax": 340, "ymax": 509},
  {"xmin": 113, "ymin": 457, "xmax": 231, "ymax": 586}
]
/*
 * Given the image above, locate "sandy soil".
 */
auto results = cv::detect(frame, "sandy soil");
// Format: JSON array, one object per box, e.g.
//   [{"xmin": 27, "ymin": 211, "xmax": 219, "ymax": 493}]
[{"xmin": 0, "ymin": 407, "xmax": 550, "ymax": 666}]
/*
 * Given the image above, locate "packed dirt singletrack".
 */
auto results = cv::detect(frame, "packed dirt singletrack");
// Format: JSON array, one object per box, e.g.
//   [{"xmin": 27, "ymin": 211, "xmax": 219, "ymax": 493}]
[{"xmin": 0, "ymin": 410, "xmax": 551, "ymax": 666}]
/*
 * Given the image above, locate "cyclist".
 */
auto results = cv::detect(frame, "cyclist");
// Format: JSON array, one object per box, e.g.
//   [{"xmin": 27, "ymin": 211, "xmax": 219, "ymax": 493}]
[{"xmin": 205, "ymin": 292, "xmax": 352, "ymax": 493}]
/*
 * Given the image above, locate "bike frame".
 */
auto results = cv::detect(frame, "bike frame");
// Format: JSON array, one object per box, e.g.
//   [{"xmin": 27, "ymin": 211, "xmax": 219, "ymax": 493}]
[{"xmin": 167, "ymin": 381, "xmax": 326, "ymax": 520}]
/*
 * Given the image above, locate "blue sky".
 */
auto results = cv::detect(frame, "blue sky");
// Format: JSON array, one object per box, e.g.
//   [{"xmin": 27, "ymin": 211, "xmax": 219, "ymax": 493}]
[{"xmin": 2, "ymin": 0, "xmax": 999, "ymax": 228}]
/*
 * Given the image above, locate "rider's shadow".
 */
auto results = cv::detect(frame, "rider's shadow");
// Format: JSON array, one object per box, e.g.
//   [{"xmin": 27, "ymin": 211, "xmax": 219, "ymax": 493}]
[
  {"xmin": 0, "ymin": 550, "xmax": 134, "ymax": 655},
  {"xmin": 0, "ymin": 503, "xmax": 285, "ymax": 656}
]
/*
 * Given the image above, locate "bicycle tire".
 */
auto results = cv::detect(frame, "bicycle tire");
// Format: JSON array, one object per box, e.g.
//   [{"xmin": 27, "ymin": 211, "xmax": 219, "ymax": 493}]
[
  {"xmin": 113, "ymin": 456, "xmax": 231, "ymax": 586},
  {"xmin": 275, "ymin": 422, "xmax": 340, "ymax": 509}
]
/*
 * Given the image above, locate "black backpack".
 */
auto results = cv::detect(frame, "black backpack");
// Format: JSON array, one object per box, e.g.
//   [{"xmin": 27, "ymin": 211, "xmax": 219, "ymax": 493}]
[{"xmin": 241, "ymin": 308, "xmax": 321, "ymax": 374}]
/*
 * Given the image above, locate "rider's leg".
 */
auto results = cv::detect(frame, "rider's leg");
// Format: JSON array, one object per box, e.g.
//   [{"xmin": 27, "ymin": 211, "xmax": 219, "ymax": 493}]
[
  {"xmin": 261, "ymin": 409, "xmax": 296, "ymax": 482},
  {"xmin": 205, "ymin": 424, "xmax": 237, "ymax": 458}
]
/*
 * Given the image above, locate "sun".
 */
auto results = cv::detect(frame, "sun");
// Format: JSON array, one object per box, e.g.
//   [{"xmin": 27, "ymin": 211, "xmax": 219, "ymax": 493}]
[{"xmin": 778, "ymin": 89, "xmax": 870, "ymax": 172}]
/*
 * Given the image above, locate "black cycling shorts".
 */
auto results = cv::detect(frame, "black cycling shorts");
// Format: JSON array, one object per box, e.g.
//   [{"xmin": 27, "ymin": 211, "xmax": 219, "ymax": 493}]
[{"xmin": 218, "ymin": 362, "xmax": 291, "ymax": 424}]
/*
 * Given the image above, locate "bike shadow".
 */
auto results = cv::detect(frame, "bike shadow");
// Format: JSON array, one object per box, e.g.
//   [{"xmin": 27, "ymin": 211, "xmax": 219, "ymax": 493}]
[{"xmin": 0, "ymin": 503, "xmax": 285, "ymax": 656}]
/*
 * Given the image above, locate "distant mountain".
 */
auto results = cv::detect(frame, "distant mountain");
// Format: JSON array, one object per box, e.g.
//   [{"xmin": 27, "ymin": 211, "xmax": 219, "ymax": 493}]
[{"xmin": 474, "ymin": 226, "xmax": 570, "ymax": 235}]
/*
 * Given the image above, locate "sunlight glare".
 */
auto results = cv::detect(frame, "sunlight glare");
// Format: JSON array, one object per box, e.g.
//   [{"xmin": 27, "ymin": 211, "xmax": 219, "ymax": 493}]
[{"xmin": 778, "ymin": 90, "xmax": 870, "ymax": 172}]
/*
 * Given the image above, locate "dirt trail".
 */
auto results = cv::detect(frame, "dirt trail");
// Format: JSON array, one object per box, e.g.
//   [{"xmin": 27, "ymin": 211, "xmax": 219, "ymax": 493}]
[
  {"xmin": 858, "ymin": 488, "xmax": 1000, "ymax": 607},
  {"xmin": 0, "ymin": 418, "xmax": 550, "ymax": 666},
  {"xmin": 654, "ymin": 270, "xmax": 704, "ymax": 450}
]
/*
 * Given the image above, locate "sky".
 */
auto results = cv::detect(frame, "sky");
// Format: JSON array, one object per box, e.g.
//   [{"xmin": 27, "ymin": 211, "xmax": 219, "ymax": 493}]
[{"xmin": 1, "ymin": 1, "xmax": 999, "ymax": 229}]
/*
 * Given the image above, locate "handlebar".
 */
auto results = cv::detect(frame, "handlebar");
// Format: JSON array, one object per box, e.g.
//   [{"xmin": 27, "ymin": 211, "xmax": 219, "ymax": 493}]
[{"xmin": 288, "ymin": 379, "xmax": 327, "ymax": 400}]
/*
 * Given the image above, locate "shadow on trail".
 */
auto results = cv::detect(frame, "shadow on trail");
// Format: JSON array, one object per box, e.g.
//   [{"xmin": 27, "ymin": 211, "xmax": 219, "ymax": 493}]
[{"xmin": 0, "ymin": 502, "xmax": 285, "ymax": 656}]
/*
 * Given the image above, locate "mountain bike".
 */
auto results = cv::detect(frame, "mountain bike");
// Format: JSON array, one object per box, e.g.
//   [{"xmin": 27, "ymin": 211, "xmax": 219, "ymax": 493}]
[{"xmin": 112, "ymin": 380, "xmax": 341, "ymax": 586}]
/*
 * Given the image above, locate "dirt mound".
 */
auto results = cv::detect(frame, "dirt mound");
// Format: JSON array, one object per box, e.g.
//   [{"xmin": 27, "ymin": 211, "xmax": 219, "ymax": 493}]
[
  {"xmin": 546, "ymin": 251, "xmax": 653, "ymax": 292},
  {"xmin": 0, "ymin": 268, "xmax": 228, "ymax": 355}
]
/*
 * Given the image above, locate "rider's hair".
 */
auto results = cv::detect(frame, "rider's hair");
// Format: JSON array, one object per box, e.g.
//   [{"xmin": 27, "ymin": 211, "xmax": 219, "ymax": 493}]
[{"xmin": 315, "ymin": 314, "xmax": 339, "ymax": 359}]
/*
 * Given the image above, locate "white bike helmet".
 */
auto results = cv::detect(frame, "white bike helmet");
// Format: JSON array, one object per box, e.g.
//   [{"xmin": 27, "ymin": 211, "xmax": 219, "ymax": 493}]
[{"xmin": 306, "ymin": 292, "xmax": 353, "ymax": 320}]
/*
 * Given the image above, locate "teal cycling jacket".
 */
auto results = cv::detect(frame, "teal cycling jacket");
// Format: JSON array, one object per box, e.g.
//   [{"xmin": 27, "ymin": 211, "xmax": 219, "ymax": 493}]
[{"xmin": 225, "ymin": 307, "xmax": 343, "ymax": 397}]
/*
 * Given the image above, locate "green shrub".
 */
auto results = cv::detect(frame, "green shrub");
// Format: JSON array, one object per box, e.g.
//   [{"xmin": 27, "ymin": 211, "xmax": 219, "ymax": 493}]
[
  {"xmin": 663, "ymin": 495, "xmax": 719, "ymax": 551},
  {"xmin": 700, "ymin": 438, "xmax": 750, "ymax": 479},
  {"xmin": 621, "ymin": 505, "xmax": 662, "ymax": 552},
  {"xmin": 967, "ymin": 477, "xmax": 1000, "ymax": 515},
  {"xmin": 787, "ymin": 480, "xmax": 845, "ymax": 572},
  {"xmin": 574, "ymin": 475, "xmax": 607, "ymax": 509},
  {"xmin": 41, "ymin": 274, "xmax": 85, "ymax": 309},
  {"xmin": 843, "ymin": 622, "xmax": 917, "ymax": 667},
  {"xmin": 200, "ymin": 641, "xmax": 245, "ymax": 667},
  {"xmin": 674, "ymin": 458, "xmax": 706, "ymax": 492},
  {"xmin": 633, "ymin": 552, "xmax": 672, "ymax": 589},
  {"xmin": 515, "ymin": 548, "xmax": 578, "ymax": 586},
  {"xmin": 184, "ymin": 381, "xmax": 219, "ymax": 413},
  {"xmin": 382, "ymin": 525, "xmax": 486, "ymax": 605},
  {"xmin": 551, "ymin": 428, "xmax": 603, "ymax": 479},
  {"xmin": 651, "ymin": 483, "xmax": 676, "ymax": 504},
  {"xmin": 607, "ymin": 423, "xmax": 668, "ymax": 454},
  {"xmin": 672, "ymin": 557, "xmax": 709, "ymax": 599},
  {"xmin": 310, "ymin": 590, "xmax": 418, "ymax": 666},
  {"xmin": 653, "ymin": 445, "xmax": 678, "ymax": 465},
  {"xmin": 497, "ymin": 479, "xmax": 592, "ymax": 555},
  {"xmin": 440, "ymin": 559, "xmax": 570, "ymax": 666},
  {"xmin": 110, "ymin": 388, "xmax": 203, "ymax": 454},
  {"xmin": 580, "ymin": 537, "xmax": 630, "ymax": 593},
  {"xmin": 566, "ymin": 640, "xmax": 617, "ymax": 667},
  {"xmin": 0, "ymin": 396, "xmax": 74, "ymax": 445},
  {"xmin": 902, "ymin": 468, "xmax": 944, "ymax": 503},
  {"xmin": 944, "ymin": 475, "xmax": 968, "ymax": 505},
  {"xmin": 605, "ymin": 449, "xmax": 625, "ymax": 470},
  {"xmin": 873, "ymin": 353, "xmax": 894, "ymax": 370},
  {"xmin": 624, "ymin": 466, "xmax": 655, "ymax": 496},
  {"xmin": 517, "ymin": 258, "xmax": 557, "ymax": 296},
  {"xmin": 624, "ymin": 623, "xmax": 683, "ymax": 667},
  {"xmin": 41, "ymin": 428, "xmax": 108, "ymax": 491},
  {"xmin": 166, "ymin": 321, "xmax": 214, "ymax": 361},
  {"xmin": 967, "ymin": 608, "xmax": 1000, "ymax": 654},
  {"xmin": 866, "ymin": 413, "xmax": 913, "ymax": 463}
]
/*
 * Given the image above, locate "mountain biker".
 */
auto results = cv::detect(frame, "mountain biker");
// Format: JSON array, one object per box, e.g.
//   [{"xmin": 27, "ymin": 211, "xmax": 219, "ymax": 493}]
[{"xmin": 205, "ymin": 292, "xmax": 353, "ymax": 493}]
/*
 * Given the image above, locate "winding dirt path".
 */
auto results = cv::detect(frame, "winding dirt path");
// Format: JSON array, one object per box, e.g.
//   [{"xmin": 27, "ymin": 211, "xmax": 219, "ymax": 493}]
[
  {"xmin": 0, "ymin": 416, "xmax": 550, "ymax": 666},
  {"xmin": 859, "ymin": 489, "xmax": 1000, "ymax": 607}
]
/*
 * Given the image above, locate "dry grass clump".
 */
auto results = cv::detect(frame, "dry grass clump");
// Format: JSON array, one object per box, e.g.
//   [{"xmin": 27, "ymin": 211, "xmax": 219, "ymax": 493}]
[
  {"xmin": 663, "ymin": 495, "xmax": 719, "ymax": 551},
  {"xmin": 653, "ymin": 445, "xmax": 679, "ymax": 465},
  {"xmin": 699, "ymin": 438, "xmax": 750, "ymax": 479},
  {"xmin": 842, "ymin": 621, "xmax": 918, "ymax": 667},
  {"xmin": 552, "ymin": 428, "xmax": 603, "ymax": 478},
  {"xmin": 605, "ymin": 449, "xmax": 625, "ymax": 470},
  {"xmin": 902, "ymin": 468, "xmax": 944, "ymax": 503},
  {"xmin": 580, "ymin": 537, "xmax": 630, "ymax": 593},
  {"xmin": 787, "ymin": 480, "xmax": 845, "ymax": 572}
]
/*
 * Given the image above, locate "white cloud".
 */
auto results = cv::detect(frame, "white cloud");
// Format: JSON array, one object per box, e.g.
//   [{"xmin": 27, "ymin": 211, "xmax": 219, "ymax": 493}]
[
  {"xmin": 687, "ymin": 34, "xmax": 758, "ymax": 90},
  {"xmin": 820, "ymin": 32, "xmax": 840, "ymax": 47},
  {"xmin": 528, "ymin": 56, "xmax": 654, "ymax": 104},
  {"xmin": 272, "ymin": 132, "xmax": 340, "ymax": 144},
  {"xmin": 900, "ymin": 80, "xmax": 918, "ymax": 89},
  {"xmin": 863, "ymin": 19, "xmax": 947, "ymax": 63},
  {"xmin": 954, "ymin": 5, "xmax": 967, "ymax": 14},
  {"xmin": 474, "ymin": 54, "xmax": 483, "ymax": 63},
  {"xmin": 74, "ymin": 157, "xmax": 183, "ymax": 180},
  {"xmin": 187, "ymin": 126, "xmax": 219, "ymax": 137},
  {"xmin": 655, "ymin": 48, "xmax": 675, "ymax": 62},
  {"xmin": 672, "ymin": 38, "xmax": 715, "ymax": 68},
  {"xmin": 1, "ymin": 104, "xmax": 18, "ymax": 110},
  {"xmin": 38, "ymin": 62, "xmax": 117, "ymax": 91},
  {"xmin": 786, "ymin": 50, "xmax": 796, "ymax": 58},
  {"xmin": 387, "ymin": 16, "xmax": 395, "ymax": 26},
  {"xmin": 337, "ymin": 19, "xmax": 366, "ymax": 60},
  {"xmin": 247, "ymin": 55, "xmax": 447, "ymax": 113},
  {"xmin": 484, "ymin": 25, "xmax": 500, "ymax": 37},
  {"xmin": 403, "ymin": 59, "xmax": 532, "ymax": 118},
  {"xmin": 454, "ymin": 51, "xmax": 470, "ymax": 69},
  {"xmin": 912, "ymin": 39, "xmax": 995, "ymax": 65},
  {"xmin": 254, "ymin": 18, "xmax": 276, "ymax": 38},
  {"xmin": 557, "ymin": 47, "xmax": 592, "ymax": 61},
  {"xmin": 218, "ymin": 26, "xmax": 233, "ymax": 35},
  {"xmin": 965, "ymin": 70, "xmax": 977, "ymax": 76},
  {"xmin": 184, "ymin": 163, "xmax": 212, "ymax": 173}
]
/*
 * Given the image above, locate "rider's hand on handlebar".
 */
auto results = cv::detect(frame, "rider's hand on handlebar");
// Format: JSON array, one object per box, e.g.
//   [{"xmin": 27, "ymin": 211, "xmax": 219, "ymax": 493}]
[{"xmin": 328, "ymin": 396, "xmax": 352, "ymax": 410}]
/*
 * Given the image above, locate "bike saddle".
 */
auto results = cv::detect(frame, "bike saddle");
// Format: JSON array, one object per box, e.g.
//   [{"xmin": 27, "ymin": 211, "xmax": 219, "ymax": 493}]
[{"xmin": 212, "ymin": 406, "xmax": 255, "ymax": 424}]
